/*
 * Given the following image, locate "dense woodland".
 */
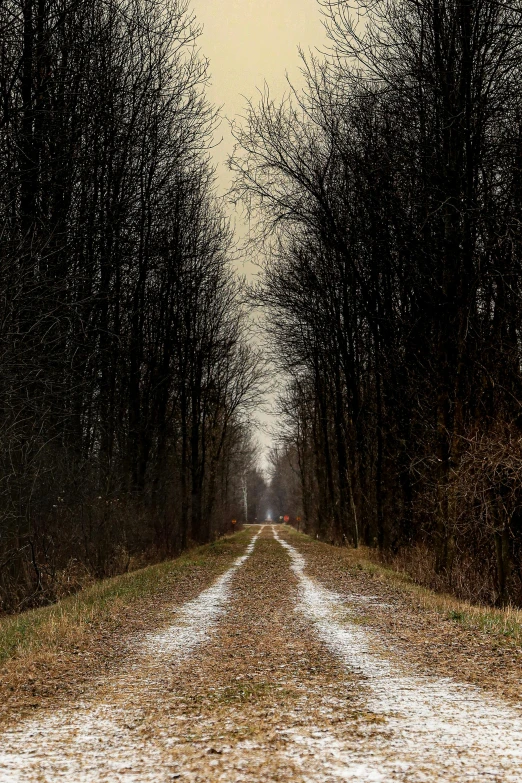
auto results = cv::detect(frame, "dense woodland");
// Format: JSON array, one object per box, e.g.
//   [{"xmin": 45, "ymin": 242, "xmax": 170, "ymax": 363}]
[
  {"xmin": 232, "ymin": 0, "xmax": 522, "ymax": 606},
  {"xmin": 3, "ymin": 0, "xmax": 522, "ymax": 615},
  {"xmin": 0, "ymin": 0, "xmax": 263, "ymax": 612}
]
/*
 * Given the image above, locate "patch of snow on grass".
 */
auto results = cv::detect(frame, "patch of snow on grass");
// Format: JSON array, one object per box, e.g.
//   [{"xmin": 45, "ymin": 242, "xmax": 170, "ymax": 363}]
[
  {"xmin": 274, "ymin": 527, "xmax": 522, "ymax": 782},
  {"xmin": 0, "ymin": 709, "xmax": 170, "ymax": 783},
  {"xmin": 0, "ymin": 529, "xmax": 262, "ymax": 782},
  {"xmin": 141, "ymin": 528, "xmax": 262, "ymax": 657}
]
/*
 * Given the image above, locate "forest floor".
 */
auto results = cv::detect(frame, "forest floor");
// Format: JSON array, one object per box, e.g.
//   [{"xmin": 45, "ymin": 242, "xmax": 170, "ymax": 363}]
[{"xmin": 1, "ymin": 525, "xmax": 522, "ymax": 781}]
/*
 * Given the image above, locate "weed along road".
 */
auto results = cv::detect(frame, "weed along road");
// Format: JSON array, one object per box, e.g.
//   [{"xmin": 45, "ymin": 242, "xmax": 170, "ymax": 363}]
[{"xmin": 2, "ymin": 525, "xmax": 522, "ymax": 781}]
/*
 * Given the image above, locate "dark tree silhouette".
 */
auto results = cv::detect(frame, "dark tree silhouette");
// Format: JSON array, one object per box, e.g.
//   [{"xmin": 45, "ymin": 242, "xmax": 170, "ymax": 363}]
[
  {"xmin": 232, "ymin": 0, "xmax": 522, "ymax": 606},
  {"xmin": 0, "ymin": 0, "xmax": 263, "ymax": 612}
]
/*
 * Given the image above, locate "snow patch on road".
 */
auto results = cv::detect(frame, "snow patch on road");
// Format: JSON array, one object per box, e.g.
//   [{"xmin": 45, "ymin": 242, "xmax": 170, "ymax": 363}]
[
  {"xmin": 141, "ymin": 528, "xmax": 261, "ymax": 658},
  {"xmin": 274, "ymin": 527, "xmax": 522, "ymax": 781},
  {"xmin": 0, "ymin": 529, "xmax": 262, "ymax": 782}
]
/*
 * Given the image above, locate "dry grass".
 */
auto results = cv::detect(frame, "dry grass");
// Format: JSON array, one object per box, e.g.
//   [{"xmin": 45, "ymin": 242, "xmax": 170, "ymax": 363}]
[
  {"xmin": 287, "ymin": 527, "xmax": 522, "ymax": 647},
  {"xmin": 359, "ymin": 551, "xmax": 522, "ymax": 644},
  {"xmin": 3, "ymin": 525, "xmax": 522, "ymax": 781},
  {"xmin": 281, "ymin": 526, "xmax": 522, "ymax": 705},
  {"xmin": 146, "ymin": 527, "xmax": 366, "ymax": 781},
  {"xmin": 0, "ymin": 529, "xmax": 252, "ymax": 668},
  {"xmin": 0, "ymin": 527, "xmax": 377, "ymax": 781}
]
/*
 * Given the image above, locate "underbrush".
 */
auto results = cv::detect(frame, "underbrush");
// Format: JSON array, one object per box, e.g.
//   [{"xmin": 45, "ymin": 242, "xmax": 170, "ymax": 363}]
[
  {"xmin": 374, "ymin": 543, "xmax": 498, "ymax": 605},
  {"xmin": 0, "ymin": 528, "xmax": 251, "ymax": 666}
]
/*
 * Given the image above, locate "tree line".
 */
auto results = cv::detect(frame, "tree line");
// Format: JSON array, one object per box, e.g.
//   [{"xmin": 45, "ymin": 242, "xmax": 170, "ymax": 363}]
[
  {"xmin": 232, "ymin": 0, "xmax": 522, "ymax": 606},
  {"xmin": 0, "ymin": 0, "xmax": 262, "ymax": 613}
]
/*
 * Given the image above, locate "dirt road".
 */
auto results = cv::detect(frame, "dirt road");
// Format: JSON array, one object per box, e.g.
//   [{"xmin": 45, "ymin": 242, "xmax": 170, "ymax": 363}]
[{"xmin": 1, "ymin": 525, "xmax": 522, "ymax": 781}]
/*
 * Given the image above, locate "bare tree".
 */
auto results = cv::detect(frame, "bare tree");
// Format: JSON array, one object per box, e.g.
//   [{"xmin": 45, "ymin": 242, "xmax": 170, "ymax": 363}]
[{"xmin": 231, "ymin": 0, "xmax": 522, "ymax": 603}]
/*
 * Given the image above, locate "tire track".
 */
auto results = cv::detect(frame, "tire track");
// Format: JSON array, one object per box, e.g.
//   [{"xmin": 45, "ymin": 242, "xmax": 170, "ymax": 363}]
[
  {"xmin": 274, "ymin": 526, "xmax": 522, "ymax": 781},
  {"xmin": 135, "ymin": 524, "xmax": 367, "ymax": 782},
  {"xmin": 0, "ymin": 529, "xmax": 262, "ymax": 782}
]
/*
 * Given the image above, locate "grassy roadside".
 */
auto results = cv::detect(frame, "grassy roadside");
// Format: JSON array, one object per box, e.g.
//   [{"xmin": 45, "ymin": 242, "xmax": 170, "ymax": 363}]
[
  {"xmin": 0, "ymin": 528, "xmax": 253, "ymax": 668},
  {"xmin": 284, "ymin": 526, "xmax": 522, "ymax": 648}
]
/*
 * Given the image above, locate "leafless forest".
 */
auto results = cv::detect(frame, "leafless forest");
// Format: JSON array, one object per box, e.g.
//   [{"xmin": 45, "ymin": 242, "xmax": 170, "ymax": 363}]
[
  {"xmin": 5, "ymin": 4, "xmax": 522, "ymax": 777},
  {"xmin": 0, "ymin": 0, "xmax": 264, "ymax": 612},
  {"xmin": 232, "ymin": 0, "xmax": 522, "ymax": 606},
  {"xmin": 2, "ymin": 0, "xmax": 522, "ymax": 616}
]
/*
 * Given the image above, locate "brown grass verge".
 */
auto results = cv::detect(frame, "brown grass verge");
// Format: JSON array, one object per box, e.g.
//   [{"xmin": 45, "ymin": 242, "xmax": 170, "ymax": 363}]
[
  {"xmin": 283, "ymin": 526, "xmax": 522, "ymax": 703},
  {"xmin": 353, "ymin": 545, "xmax": 522, "ymax": 644},
  {"xmin": 290, "ymin": 527, "xmax": 522, "ymax": 645},
  {"xmin": 0, "ymin": 528, "xmax": 253, "ymax": 727}
]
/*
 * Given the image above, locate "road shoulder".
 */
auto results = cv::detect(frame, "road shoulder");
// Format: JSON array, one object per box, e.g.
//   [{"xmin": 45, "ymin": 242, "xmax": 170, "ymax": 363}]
[
  {"xmin": 0, "ymin": 529, "xmax": 255, "ymax": 729},
  {"xmin": 278, "ymin": 525, "xmax": 522, "ymax": 704}
]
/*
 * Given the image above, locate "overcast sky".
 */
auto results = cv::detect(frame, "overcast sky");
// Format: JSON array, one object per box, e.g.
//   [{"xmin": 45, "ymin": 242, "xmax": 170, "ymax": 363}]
[{"xmin": 191, "ymin": 0, "xmax": 326, "ymax": 468}]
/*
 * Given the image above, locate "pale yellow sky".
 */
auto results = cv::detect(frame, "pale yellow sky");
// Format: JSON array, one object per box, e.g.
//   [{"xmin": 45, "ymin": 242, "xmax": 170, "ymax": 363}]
[
  {"xmin": 192, "ymin": 0, "xmax": 325, "ymax": 183},
  {"xmin": 192, "ymin": 0, "xmax": 325, "ymax": 241},
  {"xmin": 192, "ymin": 0, "xmax": 326, "ymax": 466}
]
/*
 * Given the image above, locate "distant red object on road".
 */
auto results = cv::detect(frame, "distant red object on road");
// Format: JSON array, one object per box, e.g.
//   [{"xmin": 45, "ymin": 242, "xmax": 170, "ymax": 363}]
[{"xmin": 284, "ymin": 515, "xmax": 290, "ymax": 522}]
